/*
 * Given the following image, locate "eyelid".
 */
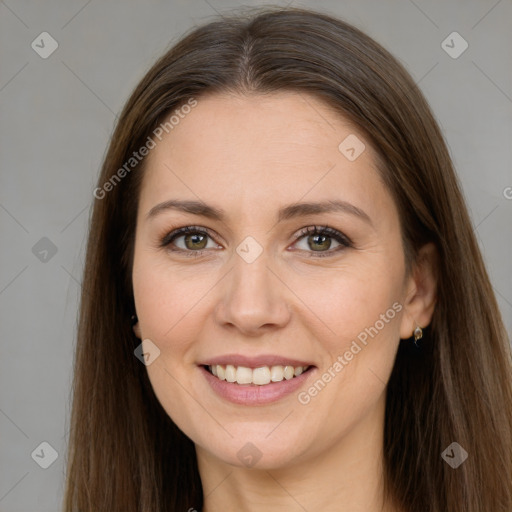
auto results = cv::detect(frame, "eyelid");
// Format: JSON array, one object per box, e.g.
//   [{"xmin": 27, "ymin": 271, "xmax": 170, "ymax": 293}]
[
  {"xmin": 159, "ymin": 225, "xmax": 220, "ymax": 248},
  {"xmin": 294, "ymin": 225, "xmax": 353, "ymax": 247},
  {"xmin": 159, "ymin": 224, "xmax": 353, "ymax": 256}
]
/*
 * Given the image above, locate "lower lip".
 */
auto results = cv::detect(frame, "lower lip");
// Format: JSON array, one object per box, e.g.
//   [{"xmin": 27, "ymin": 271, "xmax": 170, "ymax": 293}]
[{"xmin": 200, "ymin": 366, "xmax": 315, "ymax": 405}]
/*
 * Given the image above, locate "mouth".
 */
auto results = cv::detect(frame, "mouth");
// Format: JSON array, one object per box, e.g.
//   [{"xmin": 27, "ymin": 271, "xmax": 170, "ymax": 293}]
[
  {"xmin": 204, "ymin": 364, "xmax": 313, "ymax": 386},
  {"xmin": 199, "ymin": 355, "xmax": 317, "ymax": 405}
]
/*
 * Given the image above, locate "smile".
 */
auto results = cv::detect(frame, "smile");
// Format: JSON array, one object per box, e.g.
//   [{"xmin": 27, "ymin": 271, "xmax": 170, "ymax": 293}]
[
  {"xmin": 199, "ymin": 355, "xmax": 316, "ymax": 404},
  {"xmin": 206, "ymin": 364, "xmax": 311, "ymax": 386}
]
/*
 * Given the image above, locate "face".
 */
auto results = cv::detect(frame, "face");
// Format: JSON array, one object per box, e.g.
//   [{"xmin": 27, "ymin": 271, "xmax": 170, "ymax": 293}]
[{"xmin": 132, "ymin": 91, "xmax": 413, "ymax": 470}]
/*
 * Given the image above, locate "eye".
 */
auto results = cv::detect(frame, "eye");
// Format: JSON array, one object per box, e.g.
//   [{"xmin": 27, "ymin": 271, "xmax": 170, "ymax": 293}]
[
  {"xmin": 159, "ymin": 224, "xmax": 353, "ymax": 258},
  {"xmin": 160, "ymin": 226, "xmax": 220, "ymax": 256},
  {"xmin": 292, "ymin": 225, "xmax": 352, "ymax": 257}
]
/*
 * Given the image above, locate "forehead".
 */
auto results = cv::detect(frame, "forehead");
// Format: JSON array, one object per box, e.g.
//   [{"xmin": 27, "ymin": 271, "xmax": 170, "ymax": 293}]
[{"xmin": 139, "ymin": 91, "xmax": 395, "ymax": 227}]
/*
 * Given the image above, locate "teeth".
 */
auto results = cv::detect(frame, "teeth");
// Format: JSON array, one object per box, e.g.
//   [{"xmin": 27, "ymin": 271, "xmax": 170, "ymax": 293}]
[
  {"xmin": 270, "ymin": 365, "xmax": 284, "ymax": 382},
  {"xmin": 236, "ymin": 366, "xmax": 253, "ymax": 385},
  {"xmin": 252, "ymin": 366, "xmax": 271, "ymax": 385},
  {"xmin": 207, "ymin": 364, "xmax": 310, "ymax": 386},
  {"xmin": 225, "ymin": 364, "xmax": 236, "ymax": 383},
  {"xmin": 283, "ymin": 365, "xmax": 294, "ymax": 380}
]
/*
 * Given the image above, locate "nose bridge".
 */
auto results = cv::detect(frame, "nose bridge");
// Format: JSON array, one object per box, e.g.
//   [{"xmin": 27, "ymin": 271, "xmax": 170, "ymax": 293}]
[
  {"xmin": 215, "ymin": 238, "xmax": 291, "ymax": 332},
  {"xmin": 231, "ymin": 245, "xmax": 273, "ymax": 300}
]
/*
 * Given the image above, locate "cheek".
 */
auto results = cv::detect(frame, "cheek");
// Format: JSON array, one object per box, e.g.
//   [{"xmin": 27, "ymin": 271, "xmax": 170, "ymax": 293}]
[
  {"xmin": 292, "ymin": 274, "xmax": 402, "ymax": 437},
  {"xmin": 291, "ymin": 261, "xmax": 403, "ymax": 351},
  {"xmin": 132, "ymin": 253, "xmax": 214, "ymax": 438},
  {"xmin": 290, "ymin": 255, "xmax": 404, "ymax": 409},
  {"xmin": 132, "ymin": 249, "xmax": 216, "ymax": 344}
]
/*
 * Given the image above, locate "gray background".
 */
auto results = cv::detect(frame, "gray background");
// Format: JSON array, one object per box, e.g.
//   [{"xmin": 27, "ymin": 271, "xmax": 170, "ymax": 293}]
[{"xmin": 0, "ymin": 0, "xmax": 511, "ymax": 510}]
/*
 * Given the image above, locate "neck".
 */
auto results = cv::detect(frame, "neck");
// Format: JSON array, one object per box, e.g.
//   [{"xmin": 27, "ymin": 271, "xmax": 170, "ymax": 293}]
[{"xmin": 197, "ymin": 396, "xmax": 400, "ymax": 512}]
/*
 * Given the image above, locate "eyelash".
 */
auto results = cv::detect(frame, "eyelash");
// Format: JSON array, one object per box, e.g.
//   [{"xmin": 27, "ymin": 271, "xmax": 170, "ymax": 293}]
[{"xmin": 159, "ymin": 225, "xmax": 353, "ymax": 258}]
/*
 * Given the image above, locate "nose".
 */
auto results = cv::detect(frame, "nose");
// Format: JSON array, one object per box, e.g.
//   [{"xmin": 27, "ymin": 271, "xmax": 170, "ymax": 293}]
[{"xmin": 214, "ymin": 249, "xmax": 292, "ymax": 337}]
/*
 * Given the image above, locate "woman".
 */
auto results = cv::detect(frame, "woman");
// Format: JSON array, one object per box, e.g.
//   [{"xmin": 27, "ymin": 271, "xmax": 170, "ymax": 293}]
[{"xmin": 63, "ymin": 6, "xmax": 512, "ymax": 512}]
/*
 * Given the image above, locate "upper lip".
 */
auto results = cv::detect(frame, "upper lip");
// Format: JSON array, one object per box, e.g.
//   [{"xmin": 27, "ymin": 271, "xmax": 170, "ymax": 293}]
[{"xmin": 200, "ymin": 354, "xmax": 314, "ymax": 368}]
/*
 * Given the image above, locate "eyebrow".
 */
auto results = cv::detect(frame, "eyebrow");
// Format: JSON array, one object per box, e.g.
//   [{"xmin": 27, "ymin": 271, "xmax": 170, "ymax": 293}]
[{"xmin": 147, "ymin": 199, "xmax": 373, "ymax": 227}]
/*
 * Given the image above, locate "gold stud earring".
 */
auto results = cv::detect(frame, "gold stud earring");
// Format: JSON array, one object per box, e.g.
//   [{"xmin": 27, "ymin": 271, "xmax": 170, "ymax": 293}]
[{"xmin": 413, "ymin": 325, "xmax": 423, "ymax": 347}]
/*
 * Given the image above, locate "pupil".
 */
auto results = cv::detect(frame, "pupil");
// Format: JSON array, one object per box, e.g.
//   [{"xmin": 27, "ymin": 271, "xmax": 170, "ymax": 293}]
[
  {"xmin": 183, "ymin": 233, "xmax": 332, "ymax": 251},
  {"xmin": 186, "ymin": 233, "xmax": 207, "ymax": 250},
  {"xmin": 310, "ymin": 234, "xmax": 330, "ymax": 251}
]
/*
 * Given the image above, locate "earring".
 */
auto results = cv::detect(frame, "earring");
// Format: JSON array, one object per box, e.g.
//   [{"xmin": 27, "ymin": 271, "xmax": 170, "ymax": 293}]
[
  {"xmin": 131, "ymin": 314, "xmax": 138, "ymax": 326},
  {"xmin": 413, "ymin": 325, "xmax": 423, "ymax": 347}
]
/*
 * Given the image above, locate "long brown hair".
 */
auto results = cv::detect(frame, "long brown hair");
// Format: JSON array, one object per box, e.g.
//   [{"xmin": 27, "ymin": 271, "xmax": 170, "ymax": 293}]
[{"xmin": 63, "ymin": 6, "xmax": 512, "ymax": 511}]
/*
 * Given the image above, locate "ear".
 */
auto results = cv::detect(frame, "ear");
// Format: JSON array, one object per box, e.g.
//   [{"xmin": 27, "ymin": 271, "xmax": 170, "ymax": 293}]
[
  {"xmin": 399, "ymin": 242, "xmax": 438, "ymax": 339},
  {"xmin": 133, "ymin": 321, "xmax": 141, "ymax": 339}
]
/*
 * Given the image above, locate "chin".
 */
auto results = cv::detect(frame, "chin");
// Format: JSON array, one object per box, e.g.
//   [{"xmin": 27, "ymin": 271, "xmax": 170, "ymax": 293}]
[{"xmin": 194, "ymin": 425, "xmax": 314, "ymax": 471}]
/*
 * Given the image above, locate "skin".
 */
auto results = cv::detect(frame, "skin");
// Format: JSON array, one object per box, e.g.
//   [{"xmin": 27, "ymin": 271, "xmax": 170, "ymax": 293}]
[{"xmin": 131, "ymin": 91, "xmax": 437, "ymax": 512}]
